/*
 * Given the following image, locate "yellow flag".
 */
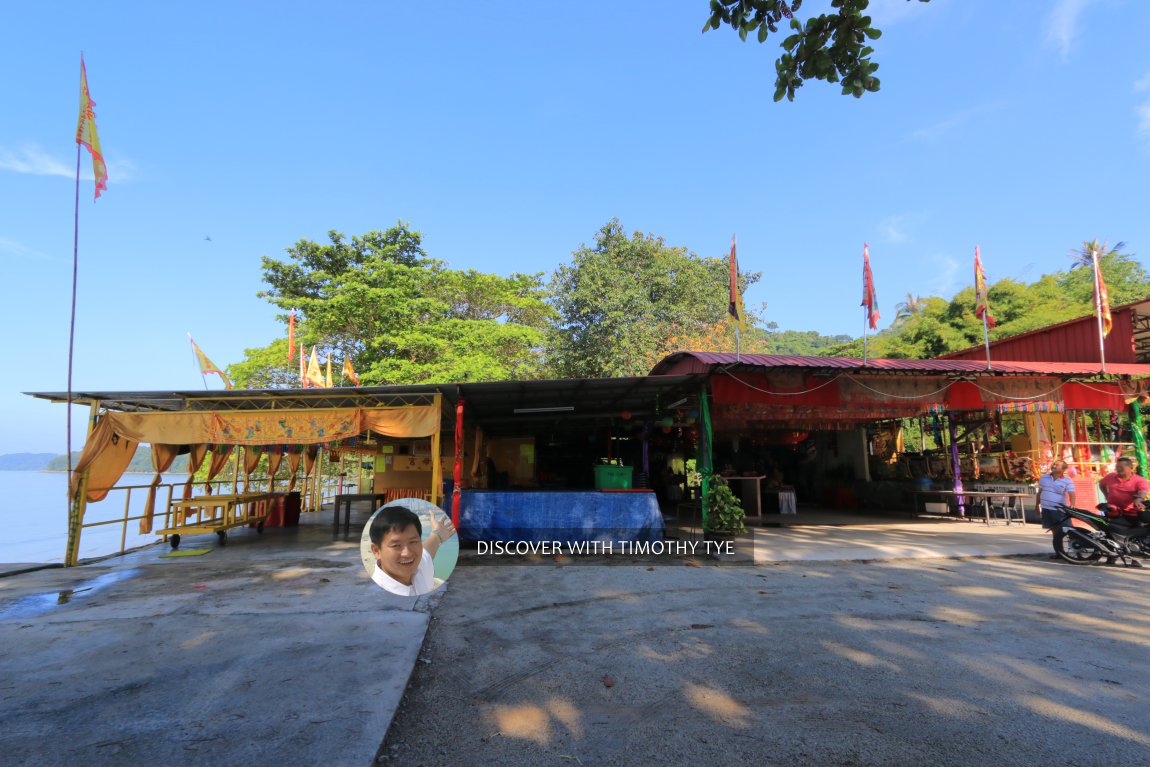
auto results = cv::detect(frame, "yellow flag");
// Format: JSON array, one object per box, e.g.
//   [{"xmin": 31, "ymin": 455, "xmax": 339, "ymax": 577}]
[
  {"xmin": 342, "ymin": 356, "xmax": 361, "ymax": 386},
  {"xmin": 188, "ymin": 335, "xmax": 232, "ymax": 389},
  {"xmin": 325, "ymin": 356, "xmax": 333, "ymax": 388},
  {"xmin": 307, "ymin": 347, "xmax": 325, "ymax": 388},
  {"xmin": 76, "ymin": 55, "xmax": 108, "ymax": 200}
]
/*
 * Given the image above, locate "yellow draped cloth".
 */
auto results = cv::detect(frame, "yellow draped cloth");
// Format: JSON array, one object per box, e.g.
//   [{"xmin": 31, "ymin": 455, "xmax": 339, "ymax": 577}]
[{"xmin": 70, "ymin": 406, "xmax": 439, "ymax": 503}]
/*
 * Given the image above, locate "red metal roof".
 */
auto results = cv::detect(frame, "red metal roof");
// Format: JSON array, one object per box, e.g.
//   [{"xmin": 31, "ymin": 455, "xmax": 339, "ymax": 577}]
[
  {"xmin": 941, "ymin": 304, "xmax": 1140, "ymax": 363},
  {"xmin": 649, "ymin": 351, "xmax": 1150, "ymax": 377}
]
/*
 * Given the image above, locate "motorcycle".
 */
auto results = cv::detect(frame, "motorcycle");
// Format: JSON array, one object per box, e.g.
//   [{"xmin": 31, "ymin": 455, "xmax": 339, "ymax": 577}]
[{"xmin": 1051, "ymin": 503, "xmax": 1150, "ymax": 568}]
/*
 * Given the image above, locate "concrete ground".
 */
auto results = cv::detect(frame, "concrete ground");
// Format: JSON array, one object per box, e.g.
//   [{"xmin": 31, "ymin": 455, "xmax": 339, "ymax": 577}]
[{"xmin": 2, "ymin": 507, "xmax": 1147, "ymax": 767}]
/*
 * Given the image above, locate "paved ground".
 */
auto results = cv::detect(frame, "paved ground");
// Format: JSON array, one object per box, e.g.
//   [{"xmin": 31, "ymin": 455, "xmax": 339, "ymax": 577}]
[
  {"xmin": 2, "ymin": 510, "xmax": 1147, "ymax": 767},
  {"xmin": 0, "ymin": 520, "xmax": 435, "ymax": 767},
  {"xmin": 384, "ymin": 555, "xmax": 1150, "ymax": 767}
]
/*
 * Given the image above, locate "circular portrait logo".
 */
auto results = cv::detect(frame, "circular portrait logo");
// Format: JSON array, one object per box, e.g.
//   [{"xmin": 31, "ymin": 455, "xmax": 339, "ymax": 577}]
[{"xmin": 360, "ymin": 498, "xmax": 459, "ymax": 597}]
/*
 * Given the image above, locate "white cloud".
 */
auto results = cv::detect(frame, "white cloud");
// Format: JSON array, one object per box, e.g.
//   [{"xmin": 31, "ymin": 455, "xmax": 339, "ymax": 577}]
[
  {"xmin": 1044, "ymin": 0, "xmax": 1095, "ymax": 59},
  {"xmin": 0, "ymin": 145, "xmax": 75, "ymax": 178},
  {"xmin": 880, "ymin": 215, "xmax": 910, "ymax": 244},
  {"xmin": 0, "ymin": 237, "xmax": 56, "ymax": 262},
  {"xmin": 930, "ymin": 253, "xmax": 960, "ymax": 297},
  {"xmin": 1136, "ymin": 72, "xmax": 1150, "ymax": 93},
  {"xmin": 0, "ymin": 143, "xmax": 137, "ymax": 184},
  {"xmin": 906, "ymin": 101, "xmax": 1005, "ymax": 143},
  {"xmin": 1137, "ymin": 99, "xmax": 1150, "ymax": 149},
  {"xmin": 867, "ymin": 0, "xmax": 934, "ymax": 26}
]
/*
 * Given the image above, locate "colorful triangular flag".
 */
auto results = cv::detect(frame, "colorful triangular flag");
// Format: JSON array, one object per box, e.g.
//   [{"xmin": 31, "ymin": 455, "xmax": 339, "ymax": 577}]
[
  {"xmin": 862, "ymin": 243, "xmax": 880, "ymax": 330},
  {"xmin": 76, "ymin": 55, "xmax": 108, "ymax": 200},
  {"xmin": 188, "ymin": 334, "xmax": 232, "ymax": 389}
]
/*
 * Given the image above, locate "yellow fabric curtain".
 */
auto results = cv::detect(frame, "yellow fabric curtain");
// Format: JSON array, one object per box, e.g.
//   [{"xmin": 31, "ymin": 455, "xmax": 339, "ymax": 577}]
[
  {"xmin": 101, "ymin": 412, "xmax": 215, "ymax": 444},
  {"xmin": 203, "ymin": 446, "xmax": 233, "ymax": 495},
  {"xmin": 68, "ymin": 405, "xmax": 439, "ymax": 505},
  {"xmin": 140, "ymin": 444, "xmax": 180, "ymax": 534},
  {"xmin": 183, "ymin": 444, "xmax": 207, "ymax": 500},
  {"xmin": 362, "ymin": 406, "xmax": 439, "ymax": 438},
  {"xmin": 71, "ymin": 417, "xmax": 139, "ymax": 502},
  {"xmin": 286, "ymin": 449, "xmax": 302, "ymax": 492},
  {"xmin": 266, "ymin": 447, "xmax": 283, "ymax": 492},
  {"xmin": 242, "ymin": 446, "xmax": 262, "ymax": 492}
]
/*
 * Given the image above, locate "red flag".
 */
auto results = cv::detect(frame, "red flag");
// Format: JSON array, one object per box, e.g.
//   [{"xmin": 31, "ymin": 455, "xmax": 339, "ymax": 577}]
[
  {"xmin": 861, "ymin": 243, "xmax": 880, "ymax": 330},
  {"xmin": 299, "ymin": 345, "xmax": 307, "ymax": 388},
  {"xmin": 287, "ymin": 309, "xmax": 296, "ymax": 362},
  {"xmin": 974, "ymin": 246, "xmax": 996, "ymax": 329},
  {"xmin": 728, "ymin": 235, "xmax": 746, "ymax": 331},
  {"xmin": 1095, "ymin": 255, "xmax": 1112, "ymax": 336},
  {"xmin": 76, "ymin": 55, "xmax": 108, "ymax": 200}
]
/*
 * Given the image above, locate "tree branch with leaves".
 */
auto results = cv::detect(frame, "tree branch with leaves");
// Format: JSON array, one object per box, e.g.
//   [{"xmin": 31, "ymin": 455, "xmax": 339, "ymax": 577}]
[{"xmin": 702, "ymin": 0, "xmax": 931, "ymax": 101}]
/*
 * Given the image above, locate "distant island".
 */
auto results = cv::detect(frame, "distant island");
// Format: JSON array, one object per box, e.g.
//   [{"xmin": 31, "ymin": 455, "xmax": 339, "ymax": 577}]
[
  {"xmin": 0, "ymin": 449, "xmax": 189, "ymax": 473},
  {"xmin": 0, "ymin": 452, "xmax": 59, "ymax": 471}
]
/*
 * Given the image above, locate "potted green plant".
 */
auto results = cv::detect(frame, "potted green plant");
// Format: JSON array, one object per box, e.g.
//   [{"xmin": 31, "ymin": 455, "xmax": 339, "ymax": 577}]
[{"xmin": 705, "ymin": 479, "xmax": 746, "ymax": 538}]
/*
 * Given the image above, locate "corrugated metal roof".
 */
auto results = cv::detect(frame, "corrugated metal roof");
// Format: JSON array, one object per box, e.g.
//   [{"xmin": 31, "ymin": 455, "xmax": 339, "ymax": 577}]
[
  {"xmin": 25, "ymin": 375, "xmax": 705, "ymax": 437},
  {"xmin": 649, "ymin": 351, "xmax": 1150, "ymax": 377},
  {"xmin": 941, "ymin": 303, "xmax": 1141, "ymax": 363}
]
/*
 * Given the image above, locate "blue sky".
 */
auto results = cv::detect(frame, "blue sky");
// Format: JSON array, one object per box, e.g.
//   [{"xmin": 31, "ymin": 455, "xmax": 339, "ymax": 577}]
[{"xmin": 3, "ymin": 0, "xmax": 1149, "ymax": 454}]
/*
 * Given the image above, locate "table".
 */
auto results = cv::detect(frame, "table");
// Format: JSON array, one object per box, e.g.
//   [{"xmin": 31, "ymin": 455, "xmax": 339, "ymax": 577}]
[
  {"xmin": 764, "ymin": 487, "xmax": 798, "ymax": 515},
  {"xmin": 332, "ymin": 489, "xmax": 432, "ymax": 534},
  {"xmin": 911, "ymin": 489, "xmax": 1029, "ymax": 526},
  {"xmin": 158, "ymin": 492, "xmax": 280, "ymax": 549}
]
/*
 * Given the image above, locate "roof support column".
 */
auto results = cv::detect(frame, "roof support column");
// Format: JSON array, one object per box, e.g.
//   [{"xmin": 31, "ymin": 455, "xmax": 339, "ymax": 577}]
[{"xmin": 65, "ymin": 400, "xmax": 100, "ymax": 566}]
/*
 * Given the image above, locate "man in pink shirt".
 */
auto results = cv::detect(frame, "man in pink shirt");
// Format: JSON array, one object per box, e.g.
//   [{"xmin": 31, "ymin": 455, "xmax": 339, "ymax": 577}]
[{"xmin": 1098, "ymin": 457, "xmax": 1150, "ymax": 526}]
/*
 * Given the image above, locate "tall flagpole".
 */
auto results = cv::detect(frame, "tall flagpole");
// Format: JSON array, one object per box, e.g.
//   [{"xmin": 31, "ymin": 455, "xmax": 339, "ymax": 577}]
[
  {"xmin": 862, "ymin": 307, "xmax": 869, "ymax": 365},
  {"xmin": 1093, "ymin": 249, "xmax": 1107, "ymax": 374},
  {"xmin": 981, "ymin": 312, "xmax": 991, "ymax": 371},
  {"xmin": 67, "ymin": 140, "xmax": 81, "ymax": 492}
]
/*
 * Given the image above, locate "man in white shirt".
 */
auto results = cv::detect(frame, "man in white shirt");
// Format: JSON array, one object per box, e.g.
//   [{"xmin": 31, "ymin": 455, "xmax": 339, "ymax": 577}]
[
  {"xmin": 368, "ymin": 505, "xmax": 455, "ymax": 596},
  {"xmin": 1036, "ymin": 460, "xmax": 1076, "ymax": 557}
]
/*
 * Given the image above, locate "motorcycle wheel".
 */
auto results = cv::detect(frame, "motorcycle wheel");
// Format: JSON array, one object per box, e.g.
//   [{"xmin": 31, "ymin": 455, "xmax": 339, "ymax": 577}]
[{"xmin": 1056, "ymin": 533, "xmax": 1104, "ymax": 565}]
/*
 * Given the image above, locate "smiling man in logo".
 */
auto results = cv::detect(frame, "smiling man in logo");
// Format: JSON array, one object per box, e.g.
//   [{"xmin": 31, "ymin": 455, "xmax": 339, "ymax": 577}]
[{"xmin": 368, "ymin": 505, "xmax": 455, "ymax": 596}]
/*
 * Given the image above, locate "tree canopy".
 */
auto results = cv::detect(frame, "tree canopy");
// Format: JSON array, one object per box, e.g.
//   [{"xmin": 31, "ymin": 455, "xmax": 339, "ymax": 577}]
[
  {"xmin": 827, "ymin": 250, "xmax": 1150, "ymax": 358},
  {"xmin": 231, "ymin": 223, "xmax": 553, "ymax": 387},
  {"xmin": 703, "ymin": 0, "xmax": 931, "ymax": 101},
  {"xmin": 546, "ymin": 220, "xmax": 763, "ymax": 378}
]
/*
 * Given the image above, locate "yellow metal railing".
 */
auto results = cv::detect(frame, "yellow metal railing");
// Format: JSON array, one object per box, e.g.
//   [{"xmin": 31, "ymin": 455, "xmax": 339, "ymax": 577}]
[{"xmin": 70, "ymin": 474, "xmax": 342, "ymax": 564}]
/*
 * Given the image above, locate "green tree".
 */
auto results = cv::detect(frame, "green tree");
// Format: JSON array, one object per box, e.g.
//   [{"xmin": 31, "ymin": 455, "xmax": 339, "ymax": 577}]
[
  {"xmin": 232, "ymin": 223, "xmax": 554, "ymax": 387},
  {"xmin": 891, "ymin": 293, "xmax": 924, "ymax": 328},
  {"xmin": 547, "ymin": 219, "xmax": 761, "ymax": 378},
  {"xmin": 827, "ymin": 243, "xmax": 1150, "ymax": 359},
  {"xmin": 1060, "ymin": 243, "xmax": 1149, "ymax": 306},
  {"xmin": 702, "ymin": 0, "xmax": 931, "ymax": 101}
]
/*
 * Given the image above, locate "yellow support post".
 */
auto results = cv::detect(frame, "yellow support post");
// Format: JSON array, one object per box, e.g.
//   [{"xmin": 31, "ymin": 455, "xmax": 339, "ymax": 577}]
[
  {"xmin": 430, "ymin": 392, "xmax": 443, "ymax": 507},
  {"xmin": 65, "ymin": 401, "xmax": 100, "ymax": 567},
  {"xmin": 315, "ymin": 448, "xmax": 325, "ymax": 510}
]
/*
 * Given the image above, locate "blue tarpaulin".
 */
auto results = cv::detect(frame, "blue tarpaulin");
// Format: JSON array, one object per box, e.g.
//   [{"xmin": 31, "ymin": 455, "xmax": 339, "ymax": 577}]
[{"xmin": 458, "ymin": 490, "xmax": 664, "ymax": 544}]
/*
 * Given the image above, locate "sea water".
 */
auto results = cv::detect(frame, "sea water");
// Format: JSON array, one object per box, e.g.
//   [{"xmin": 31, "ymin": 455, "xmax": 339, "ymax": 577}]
[{"xmin": 0, "ymin": 471, "xmax": 188, "ymax": 564}]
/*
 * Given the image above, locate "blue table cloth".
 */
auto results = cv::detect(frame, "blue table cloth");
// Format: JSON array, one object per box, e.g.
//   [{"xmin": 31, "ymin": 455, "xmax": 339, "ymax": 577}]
[{"xmin": 458, "ymin": 490, "xmax": 664, "ymax": 544}]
